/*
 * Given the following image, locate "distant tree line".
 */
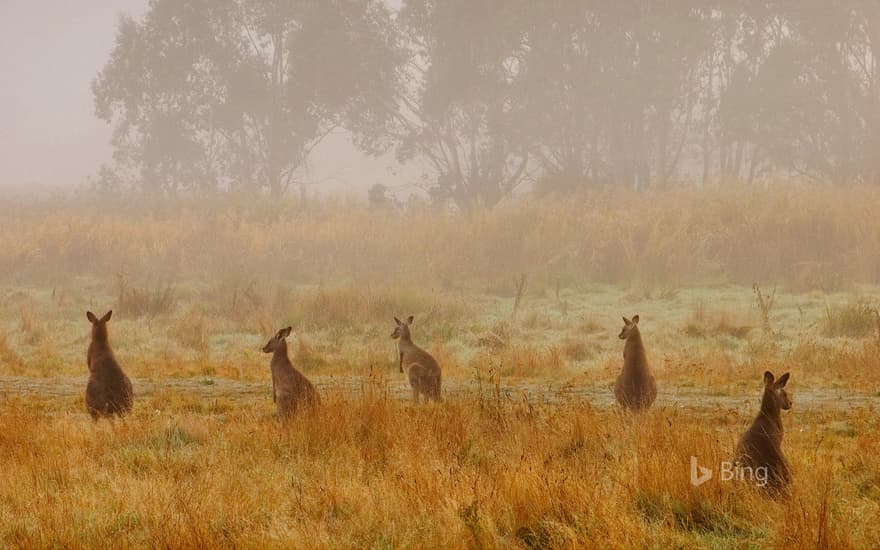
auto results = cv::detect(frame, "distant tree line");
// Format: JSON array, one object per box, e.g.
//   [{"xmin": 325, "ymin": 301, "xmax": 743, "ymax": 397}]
[{"xmin": 94, "ymin": 0, "xmax": 880, "ymax": 209}]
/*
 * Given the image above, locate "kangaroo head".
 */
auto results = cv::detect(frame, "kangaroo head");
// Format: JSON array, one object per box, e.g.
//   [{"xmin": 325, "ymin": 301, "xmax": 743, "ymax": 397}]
[
  {"xmin": 262, "ymin": 326, "xmax": 292, "ymax": 353},
  {"xmin": 618, "ymin": 315, "xmax": 640, "ymax": 340},
  {"xmin": 391, "ymin": 315, "xmax": 414, "ymax": 339},
  {"xmin": 763, "ymin": 370, "xmax": 792, "ymax": 411},
  {"xmin": 86, "ymin": 310, "xmax": 112, "ymax": 341}
]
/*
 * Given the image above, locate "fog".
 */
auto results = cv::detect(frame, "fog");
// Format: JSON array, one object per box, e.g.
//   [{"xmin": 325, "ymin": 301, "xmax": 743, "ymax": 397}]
[
  {"xmin": 0, "ymin": 0, "xmax": 403, "ymax": 194},
  {"xmin": 2, "ymin": 1, "xmax": 878, "ymax": 200},
  {"xmin": 0, "ymin": 1, "xmax": 143, "ymax": 190}
]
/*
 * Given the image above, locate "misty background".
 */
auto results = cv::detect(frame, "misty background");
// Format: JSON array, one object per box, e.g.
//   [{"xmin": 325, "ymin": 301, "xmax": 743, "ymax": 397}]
[
  {"xmin": 0, "ymin": 0, "xmax": 404, "ymax": 195},
  {"xmin": 0, "ymin": 1, "xmax": 142, "ymax": 191},
  {"xmin": 2, "ymin": 1, "xmax": 879, "ymax": 206}
]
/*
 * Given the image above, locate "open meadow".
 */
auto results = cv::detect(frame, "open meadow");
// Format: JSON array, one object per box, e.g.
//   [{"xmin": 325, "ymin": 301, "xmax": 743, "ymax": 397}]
[{"xmin": 1, "ymin": 186, "xmax": 880, "ymax": 548}]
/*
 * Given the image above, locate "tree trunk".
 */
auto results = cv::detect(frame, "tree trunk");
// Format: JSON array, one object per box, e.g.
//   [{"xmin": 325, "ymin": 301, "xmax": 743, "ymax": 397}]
[
  {"xmin": 746, "ymin": 144, "xmax": 760, "ymax": 185},
  {"xmin": 655, "ymin": 110, "xmax": 669, "ymax": 187},
  {"xmin": 866, "ymin": 6, "xmax": 880, "ymax": 185},
  {"xmin": 701, "ymin": 60, "xmax": 715, "ymax": 186},
  {"xmin": 268, "ymin": 31, "xmax": 284, "ymax": 200}
]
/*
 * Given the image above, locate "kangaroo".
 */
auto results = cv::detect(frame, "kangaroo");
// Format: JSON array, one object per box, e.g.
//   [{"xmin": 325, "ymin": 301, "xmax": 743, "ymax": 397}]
[
  {"xmin": 85, "ymin": 310, "xmax": 133, "ymax": 420},
  {"xmin": 261, "ymin": 327, "xmax": 319, "ymax": 419},
  {"xmin": 392, "ymin": 316, "xmax": 441, "ymax": 403},
  {"xmin": 736, "ymin": 370, "xmax": 792, "ymax": 494},
  {"xmin": 614, "ymin": 315, "xmax": 657, "ymax": 411}
]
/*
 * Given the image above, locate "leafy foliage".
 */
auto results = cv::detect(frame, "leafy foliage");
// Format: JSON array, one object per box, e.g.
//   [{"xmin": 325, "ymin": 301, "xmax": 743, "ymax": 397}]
[
  {"xmin": 93, "ymin": 0, "xmax": 402, "ymax": 196},
  {"xmin": 94, "ymin": 1, "xmax": 880, "ymax": 204}
]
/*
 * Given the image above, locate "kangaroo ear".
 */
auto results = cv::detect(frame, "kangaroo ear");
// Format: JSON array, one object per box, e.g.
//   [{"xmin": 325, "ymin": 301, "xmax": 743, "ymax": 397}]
[
  {"xmin": 280, "ymin": 326, "xmax": 292, "ymax": 338},
  {"xmin": 776, "ymin": 372, "xmax": 790, "ymax": 387},
  {"xmin": 763, "ymin": 371, "xmax": 775, "ymax": 385},
  {"xmin": 394, "ymin": 317, "xmax": 401, "ymax": 325},
  {"xmin": 622, "ymin": 316, "xmax": 630, "ymax": 325},
  {"xmin": 632, "ymin": 315, "xmax": 639, "ymax": 324},
  {"xmin": 407, "ymin": 315, "xmax": 414, "ymax": 324},
  {"xmin": 100, "ymin": 310, "xmax": 112, "ymax": 323},
  {"xmin": 86, "ymin": 311, "xmax": 98, "ymax": 323}
]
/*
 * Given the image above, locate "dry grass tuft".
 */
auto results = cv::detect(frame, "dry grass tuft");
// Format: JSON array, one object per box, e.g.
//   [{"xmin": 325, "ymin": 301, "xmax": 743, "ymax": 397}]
[
  {"xmin": 684, "ymin": 300, "xmax": 754, "ymax": 340},
  {"xmin": 0, "ymin": 333, "xmax": 22, "ymax": 370},
  {"xmin": 171, "ymin": 308, "xmax": 209, "ymax": 357},
  {"xmin": 821, "ymin": 301, "xmax": 879, "ymax": 338},
  {"xmin": 117, "ymin": 274, "xmax": 176, "ymax": 318},
  {"xmin": 476, "ymin": 320, "xmax": 515, "ymax": 352},
  {"xmin": 293, "ymin": 334, "xmax": 329, "ymax": 371},
  {"xmin": 560, "ymin": 338, "xmax": 596, "ymax": 362},
  {"xmin": 472, "ymin": 344, "xmax": 568, "ymax": 378},
  {"xmin": 17, "ymin": 307, "xmax": 46, "ymax": 346}
]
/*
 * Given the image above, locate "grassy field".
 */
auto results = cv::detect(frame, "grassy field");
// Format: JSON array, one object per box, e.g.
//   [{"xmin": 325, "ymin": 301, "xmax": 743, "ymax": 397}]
[{"xmin": 1, "ymin": 186, "xmax": 880, "ymax": 547}]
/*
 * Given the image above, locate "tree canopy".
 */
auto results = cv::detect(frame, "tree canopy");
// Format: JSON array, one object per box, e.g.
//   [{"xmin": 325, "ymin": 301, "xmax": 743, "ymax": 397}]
[
  {"xmin": 93, "ymin": 0, "xmax": 402, "ymax": 197},
  {"xmin": 94, "ymin": 0, "xmax": 880, "ymax": 206}
]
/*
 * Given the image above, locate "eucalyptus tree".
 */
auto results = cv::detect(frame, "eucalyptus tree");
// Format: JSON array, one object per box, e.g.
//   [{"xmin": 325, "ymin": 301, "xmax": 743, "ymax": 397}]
[
  {"xmin": 94, "ymin": 0, "xmax": 402, "ymax": 197},
  {"xmin": 388, "ymin": 0, "xmax": 532, "ymax": 211}
]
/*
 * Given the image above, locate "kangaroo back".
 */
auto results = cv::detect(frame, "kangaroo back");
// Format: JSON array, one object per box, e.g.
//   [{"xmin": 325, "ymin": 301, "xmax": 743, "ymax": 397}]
[
  {"xmin": 84, "ymin": 310, "xmax": 133, "ymax": 420},
  {"xmin": 614, "ymin": 315, "xmax": 656, "ymax": 411}
]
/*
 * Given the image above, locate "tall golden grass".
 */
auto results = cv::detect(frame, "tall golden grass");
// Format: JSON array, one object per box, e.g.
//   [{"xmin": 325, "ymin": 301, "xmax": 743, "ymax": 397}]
[
  {"xmin": 0, "ymin": 392, "xmax": 875, "ymax": 548},
  {"xmin": 1, "ymin": 184, "xmax": 879, "ymax": 547},
  {"xmin": 1, "ymin": 183, "xmax": 879, "ymax": 289}
]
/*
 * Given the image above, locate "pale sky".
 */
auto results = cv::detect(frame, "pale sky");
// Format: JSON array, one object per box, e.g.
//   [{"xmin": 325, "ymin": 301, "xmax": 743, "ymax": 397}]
[
  {"xmin": 0, "ymin": 1, "xmax": 144, "ymax": 190},
  {"xmin": 0, "ymin": 0, "xmax": 407, "ymax": 195}
]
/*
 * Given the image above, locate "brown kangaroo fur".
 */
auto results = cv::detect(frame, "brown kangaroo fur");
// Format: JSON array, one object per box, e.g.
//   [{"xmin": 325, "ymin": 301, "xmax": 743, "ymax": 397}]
[
  {"xmin": 261, "ymin": 327, "xmax": 319, "ymax": 419},
  {"xmin": 392, "ymin": 316, "xmax": 441, "ymax": 403},
  {"xmin": 85, "ymin": 310, "xmax": 133, "ymax": 420},
  {"xmin": 736, "ymin": 370, "xmax": 792, "ymax": 494},
  {"xmin": 614, "ymin": 315, "xmax": 657, "ymax": 411}
]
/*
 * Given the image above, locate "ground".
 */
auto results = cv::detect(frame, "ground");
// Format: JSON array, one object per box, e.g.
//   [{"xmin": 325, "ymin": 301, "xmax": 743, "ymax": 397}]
[{"xmin": 1, "ymin": 279, "xmax": 878, "ymax": 548}]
